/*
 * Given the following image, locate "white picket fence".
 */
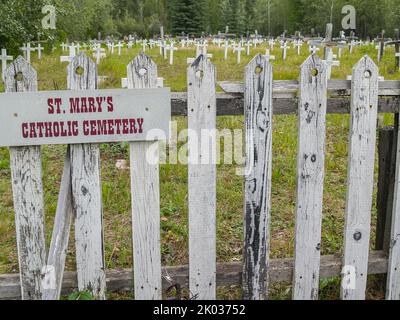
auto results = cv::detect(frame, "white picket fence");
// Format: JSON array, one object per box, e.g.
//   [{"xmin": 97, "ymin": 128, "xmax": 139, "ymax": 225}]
[{"xmin": 0, "ymin": 52, "xmax": 400, "ymax": 300}]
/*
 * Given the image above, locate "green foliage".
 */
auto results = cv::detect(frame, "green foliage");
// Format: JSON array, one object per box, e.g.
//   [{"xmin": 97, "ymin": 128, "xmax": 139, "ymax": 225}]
[
  {"xmin": 2, "ymin": 0, "xmax": 400, "ymax": 49},
  {"xmin": 67, "ymin": 291, "xmax": 94, "ymax": 300}
]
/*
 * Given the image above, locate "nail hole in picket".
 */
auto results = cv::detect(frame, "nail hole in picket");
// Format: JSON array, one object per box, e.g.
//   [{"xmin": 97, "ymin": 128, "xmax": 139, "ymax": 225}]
[
  {"xmin": 311, "ymin": 68, "xmax": 318, "ymax": 77},
  {"xmin": 138, "ymin": 68, "xmax": 147, "ymax": 77},
  {"xmin": 364, "ymin": 70, "xmax": 372, "ymax": 78},
  {"xmin": 255, "ymin": 66, "xmax": 263, "ymax": 74},
  {"xmin": 14, "ymin": 72, "xmax": 24, "ymax": 81},
  {"xmin": 75, "ymin": 66, "xmax": 84, "ymax": 76}
]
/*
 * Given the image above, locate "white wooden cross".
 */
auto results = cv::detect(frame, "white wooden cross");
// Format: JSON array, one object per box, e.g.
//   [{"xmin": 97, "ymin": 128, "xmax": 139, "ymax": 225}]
[
  {"xmin": 280, "ymin": 41, "xmax": 290, "ymax": 60},
  {"xmin": 224, "ymin": 40, "xmax": 230, "ymax": 60},
  {"xmin": 168, "ymin": 42, "xmax": 178, "ymax": 65},
  {"xmin": 127, "ymin": 41, "xmax": 134, "ymax": 49},
  {"xmin": 268, "ymin": 39, "xmax": 275, "ymax": 51},
  {"xmin": 264, "ymin": 49, "xmax": 276, "ymax": 62},
  {"xmin": 60, "ymin": 43, "xmax": 77, "ymax": 63},
  {"xmin": 234, "ymin": 42, "xmax": 245, "ymax": 64},
  {"xmin": 75, "ymin": 43, "xmax": 81, "ymax": 53},
  {"xmin": 93, "ymin": 45, "xmax": 106, "ymax": 65},
  {"xmin": 109, "ymin": 42, "xmax": 115, "ymax": 54},
  {"xmin": 337, "ymin": 41, "xmax": 346, "ymax": 58},
  {"xmin": 115, "ymin": 41, "xmax": 124, "ymax": 56},
  {"xmin": 349, "ymin": 40, "xmax": 356, "ymax": 54},
  {"xmin": 20, "ymin": 43, "xmax": 35, "ymax": 63},
  {"xmin": 324, "ymin": 50, "xmax": 340, "ymax": 79},
  {"xmin": 180, "ymin": 38, "xmax": 187, "ymax": 48},
  {"xmin": 199, "ymin": 41, "xmax": 208, "ymax": 56},
  {"xmin": 141, "ymin": 40, "xmax": 148, "ymax": 53},
  {"xmin": 245, "ymin": 41, "xmax": 253, "ymax": 56},
  {"xmin": 309, "ymin": 45, "xmax": 320, "ymax": 55},
  {"xmin": 293, "ymin": 40, "xmax": 302, "ymax": 55},
  {"xmin": 33, "ymin": 43, "xmax": 44, "ymax": 60},
  {"xmin": 1, "ymin": 49, "xmax": 13, "ymax": 80},
  {"xmin": 61, "ymin": 42, "xmax": 68, "ymax": 52}
]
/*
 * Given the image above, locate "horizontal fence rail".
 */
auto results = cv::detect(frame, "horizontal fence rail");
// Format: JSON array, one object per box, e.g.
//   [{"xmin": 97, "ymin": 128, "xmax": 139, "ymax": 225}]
[{"xmin": 0, "ymin": 251, "xmax": 388, "ymax": 300}]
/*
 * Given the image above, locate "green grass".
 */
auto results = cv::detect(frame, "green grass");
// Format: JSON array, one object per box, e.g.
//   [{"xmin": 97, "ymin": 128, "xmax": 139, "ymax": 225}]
[{"xmin": 0, "ymin": 43, "xmax": 397, "ymax": 300}]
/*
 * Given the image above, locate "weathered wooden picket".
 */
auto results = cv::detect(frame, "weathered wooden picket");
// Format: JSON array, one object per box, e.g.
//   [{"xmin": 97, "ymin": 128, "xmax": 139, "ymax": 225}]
[{"xmin": 1, "ymin": 52, "xmax": 400, "ymax": 300}]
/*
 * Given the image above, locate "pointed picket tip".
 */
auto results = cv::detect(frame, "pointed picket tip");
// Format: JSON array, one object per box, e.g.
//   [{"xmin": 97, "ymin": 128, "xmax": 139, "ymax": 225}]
[
  {"xmin": 127, "ymin": 53, "xmax": 157, "ymax": 89},
  {"xmin": 352, "ymin": 55, "xmax": 379, "ymax": 77},
  {"xmin": 4, "ymin": 55, "xmax": 37, "ymax": 92},
  {"xmin": 245, "ymin": 53, "xmax": 273, "ymax": 75},
  {"xmin": 188, "ymin": 54, "xmax": 215, "ymax": 83},
  {"xmin": 67, "ymin": 51, "xmax": 97, "ymax": 90},
  {"xmin": 300, "ymin": 54, "xmax": 327, "ymax": 83}
]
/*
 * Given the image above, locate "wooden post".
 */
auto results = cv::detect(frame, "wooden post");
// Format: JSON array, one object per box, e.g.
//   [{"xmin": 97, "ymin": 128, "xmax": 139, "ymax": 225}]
[
  {"xmin": 242, "ymin": 54, "xmax": 273, "ymax": 300},
  {"xmin": 341, "ymin": 56, "xmax": 379, "ymax": 300},
  {"xmin": 387, "ymin": 115, "xmax": 400, "ymax": 299},
  {"xmin": 4, "ymin": 56, "xmax": 46, "ymax": 300},
  {"xmin": 126, "ymin": 53, "xmax": 162, "ymax": 300},
  {"xmin": 293, "ymin": 55, "xmax": 328, "ymax": 300},
  {"xmin": 67, "ymin": 52, "xmax": 106, "ymax": 299},
  {"xmin": 376, "ymin": 123, "xmax": 398, "ymax": 253},
  {"xmin": 188, "ymin": 55, "xmax": 217, "ymax": 300}
]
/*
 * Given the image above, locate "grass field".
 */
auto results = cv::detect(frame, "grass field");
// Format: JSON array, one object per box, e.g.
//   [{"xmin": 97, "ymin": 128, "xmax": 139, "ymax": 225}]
[{"xmin": 0, "ymin": 42, "xmax": 397, "ymax": 299}]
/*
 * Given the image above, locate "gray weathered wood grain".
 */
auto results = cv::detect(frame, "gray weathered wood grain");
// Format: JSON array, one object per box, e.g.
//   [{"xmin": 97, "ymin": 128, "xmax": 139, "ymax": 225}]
[
  {"xmin": 387, "ymin": 124, "xmax": 400, "ymax": 299},
  {"xmin": 4, "ymin": 56, "xmax": 46, "ymax": 300},
  {"xmin": 188, "ymin": 55, "xmax": 217, "ymax": 300},
  {"xmin": 127, "ymin": 53, "xmax": 162, "ymax": 300},
  {"xmin": 67, "ymin": 52, "xmax": 106, "ymax": 299},
  {"xmin": 293, "ymin": 55, "xmax": 328, "ymax": 300},
  {"xmin": 42, "ymin": 147, "xmax": 73, "ymax": 300},
  {"xmin": 341, "ymin": 56, "xmax": 379, "ymax": 300},
  {"xmin": 242, "ymin": 54, "xmax": 273, "ymax": 300}
]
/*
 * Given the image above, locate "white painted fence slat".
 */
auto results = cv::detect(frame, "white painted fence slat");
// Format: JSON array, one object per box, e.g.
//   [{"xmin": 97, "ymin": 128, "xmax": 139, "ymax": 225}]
[
  {"xmin": 127, "ymin": 53, "xmax": 162, "ymax": 300},
  {"xmin": 188, "ymin": 55, "xmax": 217, "ymax": 300},
  {"xmin": 386, "ymin": 127, "xmax": 400, "ymax": 300},
  {"xmin": 341, "ymin": 56, "xmax": 379, "ymax": 300},
  {"xmin": 293, "ymin": 55, "xmax": 328, "ymax": 300},
  {"xmin": 242, "ymin": 54, "xmax": 273, "ymax": 300},
  {"xmin": 4, "ymin": 56, "xmax": 46, "ymax": 300},
  {"xmin": 67, "ymin": 52, "xmax": 106, "ymax": 299},
  {"xmin": 42, "ymin": 147, "xmax": 73, "ymax": 300}
]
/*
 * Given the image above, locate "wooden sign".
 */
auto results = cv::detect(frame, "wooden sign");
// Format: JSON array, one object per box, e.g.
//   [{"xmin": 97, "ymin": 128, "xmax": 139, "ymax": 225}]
[{"xmin": 0, "ymin": 88, "xmax": 170, "ymax": 147}]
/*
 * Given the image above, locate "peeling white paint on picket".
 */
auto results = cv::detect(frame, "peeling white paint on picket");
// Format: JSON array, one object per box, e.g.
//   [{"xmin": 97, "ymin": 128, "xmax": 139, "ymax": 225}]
[
  {"xmin": 242, "ymin": 54, "xmax": 273, "ymax": 300},
  {"xmin": 67, "ymin": 52, "xmax": 106, "ymax": 299},
  {"xmin": 293, "ymin": 54, "xmax": 327, "ymax": 300},
  {"xmin": 188, "ymin": 55, "xmax": 217, "ymax": 300},
  {"xmin": 127, "ymin": 53, "xmax": 162, "ymax": 300},
  {"xmin": 387, "ymin": 126, "xmax": 400, "ymax": 300},
  {"xmin": 4, "ymin": 56, "xmax": 46, "ymax": 300},
  {"xmin": 42, "ymin": 148, "xmax": 73, "ymax": 300},
  {"xmin": 341, "ymin": 56, "xmax": 379, "ymax": 300}
]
